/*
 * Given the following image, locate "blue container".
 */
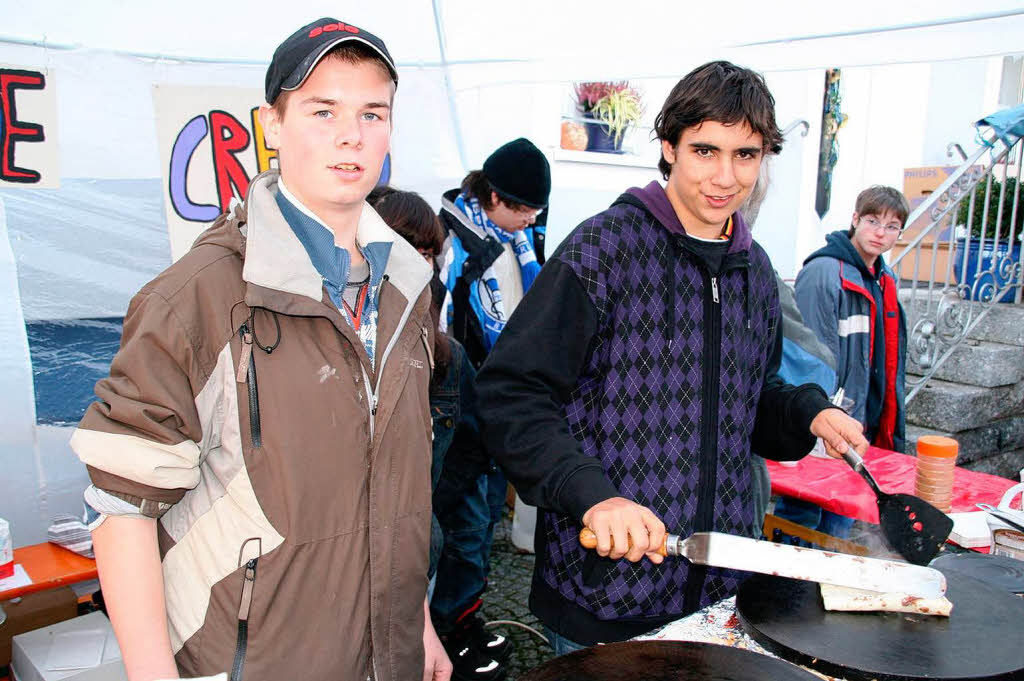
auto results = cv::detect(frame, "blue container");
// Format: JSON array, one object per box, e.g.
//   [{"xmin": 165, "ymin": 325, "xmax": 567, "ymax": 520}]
[
  {"xmin": 583, "ymin": 113, "xmax": 624, "ymax": 154},
  {"xmin": 952, "ymin": 236, "xmax": 1022, "ymax": 303}
]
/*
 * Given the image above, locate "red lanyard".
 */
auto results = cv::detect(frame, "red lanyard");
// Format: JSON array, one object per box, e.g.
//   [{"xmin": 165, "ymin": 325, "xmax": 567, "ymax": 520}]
[{"xmin": 342, "ymin": 284, "xmax": 370, "ymax": 331}]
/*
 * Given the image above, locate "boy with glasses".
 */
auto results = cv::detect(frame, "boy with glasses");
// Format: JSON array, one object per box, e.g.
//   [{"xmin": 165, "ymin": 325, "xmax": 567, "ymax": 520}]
[
  {"xmin": 794, "ymin": 185, "xmax": 910, "ymax": 453},
  {"xmin": 431, "ymin": 138, "xmax": 550, "ymax": 680},
  {"xmin": 774, "ymin": 186, "xmax": 910, "ymax": 540}
]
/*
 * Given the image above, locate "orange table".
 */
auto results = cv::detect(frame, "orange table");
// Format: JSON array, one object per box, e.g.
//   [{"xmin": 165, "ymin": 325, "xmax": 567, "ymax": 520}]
[{"xmin": 0, "ymin": 543, "xmax": 97, "ymax": 602}]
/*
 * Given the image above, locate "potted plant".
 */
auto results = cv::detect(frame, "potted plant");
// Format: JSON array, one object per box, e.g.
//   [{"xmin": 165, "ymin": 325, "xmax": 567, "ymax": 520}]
[
  {"xmin": 953, "ymin": 176, "xmax": 1023, "ymax": 302},
  {"xmin": 573, "ymin": 81, "xmax": 644, "ymax": 154}
]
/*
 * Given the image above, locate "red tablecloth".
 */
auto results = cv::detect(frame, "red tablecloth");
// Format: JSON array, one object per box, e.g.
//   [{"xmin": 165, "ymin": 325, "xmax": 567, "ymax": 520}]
[{"xmin": 767, "ymin": 446, "xmax": 1017, "ymax": 524}]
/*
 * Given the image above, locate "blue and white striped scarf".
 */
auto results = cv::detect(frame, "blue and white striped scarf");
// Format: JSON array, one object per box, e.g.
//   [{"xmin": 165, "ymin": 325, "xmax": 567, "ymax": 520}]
[{"xmin": 444, "ymin": 193, "xmax": 541, "ymax": 351}]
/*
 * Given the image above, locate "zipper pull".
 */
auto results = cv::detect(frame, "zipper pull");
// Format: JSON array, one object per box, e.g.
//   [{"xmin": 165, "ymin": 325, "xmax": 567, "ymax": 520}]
[
  {"xmin": 236, "ymin": 326, "xmax": 253, "ymax": 383},
  {"xmin": 421, "ymin": 327, "xmax": 435, "ymax": 371},
  {"xmin": 237, "ymin": 558, "xmax": 257, "ymax": 620},
  {"xmin": 371, "ymin": 395, "xmax": 379, "ymax": 416},
  {"xmin": 710, "ymin": 277, "xmax": 720, "ymax": 304}
]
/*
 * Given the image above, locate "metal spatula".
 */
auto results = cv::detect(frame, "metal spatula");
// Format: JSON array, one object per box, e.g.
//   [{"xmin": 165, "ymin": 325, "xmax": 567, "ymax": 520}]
[
  {"xmin": 579, "ymin": 528, "xmax": 947, "ymax": 597},
  {"xmin": 841, "ymin": 448, "xmax": 953, "ymax": 565}
]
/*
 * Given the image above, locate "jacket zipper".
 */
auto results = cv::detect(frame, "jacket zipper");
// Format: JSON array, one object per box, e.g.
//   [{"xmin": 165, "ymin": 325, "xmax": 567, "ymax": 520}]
[
  {"xmin": 347, "ymin": 271, "xmax": 422, "ymax": 680},
  {"xmin": 681, "ymin": 251, "xmax": 748, "ymax": 612},
  {"xmin": 230, "ymin": 557, "xmax": 258, "ymax": 681},
  {"xmin": 683, "ymin": 270, "xmax": 722, "ymax": 613},
  {"xmin": 420, "ymin": 326, "xmax": 434, "ymax": 372},
  {"xmin": 236, "ymin": 324, "xmax": 262, "ymax": 448}
]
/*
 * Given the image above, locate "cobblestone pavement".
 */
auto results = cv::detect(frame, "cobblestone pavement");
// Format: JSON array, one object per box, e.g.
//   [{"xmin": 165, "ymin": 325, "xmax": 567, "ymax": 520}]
[{"xmin": 481, "ymin": 515, "xmax": 554, "ymax": 679}]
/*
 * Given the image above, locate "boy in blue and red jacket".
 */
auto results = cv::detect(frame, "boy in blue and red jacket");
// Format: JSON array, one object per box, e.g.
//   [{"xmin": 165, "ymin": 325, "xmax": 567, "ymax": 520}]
[
  {"xmin": 475, "ymin": 61, "xmax": 869, "ymax": 652},
  {"xmin": 795, "ymin": 186, "xmax": 909, "ymax": 452},
  {"xmin": 775, "ymin": 186, "xmax": 910, "ymax": 539}
]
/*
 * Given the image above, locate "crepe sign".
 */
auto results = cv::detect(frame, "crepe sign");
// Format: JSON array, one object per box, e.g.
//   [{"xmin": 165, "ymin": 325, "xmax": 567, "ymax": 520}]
[
  {"xmin": 153, "ymin": 85, "xmax": 279, "ymax": 261},
  {"xmin": 154, "ymin": 84, "xmax": 393, "ymax": 262},
  {"xmin": 0, "ymin": 65, "xmax": 59, "ymax": 189}
]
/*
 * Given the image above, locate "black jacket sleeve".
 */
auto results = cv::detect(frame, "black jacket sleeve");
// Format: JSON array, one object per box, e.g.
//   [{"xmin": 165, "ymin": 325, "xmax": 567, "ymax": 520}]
[
  {"xmin": 751, "ymin": 315, "xmax": 835, "ymax": 461},
  {"xmin": 476, "ymin": 259, "xmax": 621, "ymax": 522}
]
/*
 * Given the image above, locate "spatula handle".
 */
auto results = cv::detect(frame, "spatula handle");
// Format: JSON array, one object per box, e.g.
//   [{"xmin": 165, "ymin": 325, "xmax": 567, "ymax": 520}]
[
  {"xmin": 578, "ymin": 528, "xmax": 668, "ymax": 557},
  {"xmin": 842, "ymin": 447, "xmax": 883, "ymax": 496}
]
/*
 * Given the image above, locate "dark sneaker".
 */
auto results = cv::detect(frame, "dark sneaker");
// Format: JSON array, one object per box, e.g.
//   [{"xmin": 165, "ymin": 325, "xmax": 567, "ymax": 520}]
[
  {"xmin": 441, "ymin": 633, "xmax": 506, "ymax": 681},
  {"xmin": 465, "ymin": 614, "xmax": 512, "ymax": 662}
]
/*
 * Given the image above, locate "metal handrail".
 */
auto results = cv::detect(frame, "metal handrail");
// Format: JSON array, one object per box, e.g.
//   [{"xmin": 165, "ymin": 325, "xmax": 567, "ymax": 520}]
[
  {"xmin": 891, "ymin": 125, "xmax": 1023, "ymax": 403},
  {"xmin": 783, "ymin": 120, "xmax": 810, "ymax": 138}
]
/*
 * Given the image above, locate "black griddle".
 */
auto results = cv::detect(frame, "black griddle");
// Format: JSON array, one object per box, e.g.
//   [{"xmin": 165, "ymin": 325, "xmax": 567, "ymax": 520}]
[
  {"xmin": 735, "ymin": 571, "xmax": 1024, "ymax": 681},
  {"xmin": 520, "ymin": 640, "xmax": 822, "ymax": 681},
  {"xmin": 930, "ymin": 553, "xmax": 1024, "ymax": 594}
]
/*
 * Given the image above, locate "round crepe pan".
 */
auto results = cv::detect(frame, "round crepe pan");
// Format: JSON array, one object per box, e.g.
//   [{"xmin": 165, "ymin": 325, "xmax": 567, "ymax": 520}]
[
  {"xmin": 735, "ymin": 571, "xmax": 1024, "ymax": 681},
  {"xmin": 519, "ymin": 640, "xmax": 822, "ymax": 681},
  {"xmin": 929, "ymin": 552, "xmax": 1024, "ymax": 594}
]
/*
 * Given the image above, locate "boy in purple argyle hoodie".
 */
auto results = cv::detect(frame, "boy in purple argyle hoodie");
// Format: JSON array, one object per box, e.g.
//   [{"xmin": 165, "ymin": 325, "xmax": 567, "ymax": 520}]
[{"xmin": 476, "ymin": 61, "xmax": 869, "ymax": 651}]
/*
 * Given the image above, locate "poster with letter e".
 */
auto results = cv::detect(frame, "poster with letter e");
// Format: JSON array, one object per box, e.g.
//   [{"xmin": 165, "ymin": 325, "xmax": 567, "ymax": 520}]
[{"xmin": 0, "ymin": 64, "xmax": 60, "ymax": 189}]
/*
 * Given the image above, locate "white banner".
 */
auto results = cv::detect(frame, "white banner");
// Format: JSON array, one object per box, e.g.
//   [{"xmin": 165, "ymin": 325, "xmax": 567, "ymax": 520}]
[{"xmin": 152, "ymin": 84, "xmax": 277, "ymax": 261}]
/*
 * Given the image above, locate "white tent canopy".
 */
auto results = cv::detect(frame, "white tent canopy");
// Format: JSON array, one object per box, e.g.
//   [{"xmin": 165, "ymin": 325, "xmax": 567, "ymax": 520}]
[{"xmin": 7, "ymin": 1, "xmax": 1024, "ymax": 69}]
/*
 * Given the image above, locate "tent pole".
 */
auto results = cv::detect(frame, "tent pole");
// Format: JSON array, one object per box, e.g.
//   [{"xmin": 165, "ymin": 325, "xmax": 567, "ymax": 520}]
[{"xmin": 431, "ymin": 0, "xmax": 469, "ymax": 173}]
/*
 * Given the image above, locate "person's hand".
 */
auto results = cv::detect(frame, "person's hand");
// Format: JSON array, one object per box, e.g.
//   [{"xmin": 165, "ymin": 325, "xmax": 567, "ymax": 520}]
[
  {"xmin": 581, "ymin": 497, "xmax": 666, "ymax": 564},
  {"xmin": 810, "ymin": 408, "xmax": 869, "ymax": 459},
  {"xmin": 422, "ymin": 597, "xmax": 452, "ymax": 681}
]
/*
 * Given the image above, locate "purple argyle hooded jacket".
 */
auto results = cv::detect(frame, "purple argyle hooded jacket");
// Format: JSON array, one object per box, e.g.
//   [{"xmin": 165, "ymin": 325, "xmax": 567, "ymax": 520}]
[{"xmin": 538, "ymin": 182, "xmax": 780, "ymax": 621}]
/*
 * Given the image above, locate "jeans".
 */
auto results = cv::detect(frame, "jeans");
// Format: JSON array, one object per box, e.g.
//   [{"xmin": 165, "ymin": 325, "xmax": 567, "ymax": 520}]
[
  {"xmin": 773, "ymin": 497, "xmax": 855, "ymax": 542},
  {"xmin": 430, "ymin": 467, "xmax": 505, "ymax": 630},
  {"xmin": 544, "ymin": 628, "xmax": 588, "ymax": 657}
]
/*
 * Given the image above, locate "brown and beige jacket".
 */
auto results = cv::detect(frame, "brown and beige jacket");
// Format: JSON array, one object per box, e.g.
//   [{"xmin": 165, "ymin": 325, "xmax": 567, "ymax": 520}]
[{"xmin": 71, "ymin": 171, "xmax": 435, "ymax": 680}]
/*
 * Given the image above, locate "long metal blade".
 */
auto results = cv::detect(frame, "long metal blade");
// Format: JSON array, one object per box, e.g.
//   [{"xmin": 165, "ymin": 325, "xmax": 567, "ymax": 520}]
[{"xmin": 672, "ymin": 532, "xmax": 947, "ymax": 598}]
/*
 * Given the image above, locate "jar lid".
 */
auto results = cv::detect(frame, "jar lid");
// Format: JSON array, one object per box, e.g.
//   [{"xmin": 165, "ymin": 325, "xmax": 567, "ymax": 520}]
[{"xmin": 917, "ymin": 435, "xmax": 959, "ymax": 458}]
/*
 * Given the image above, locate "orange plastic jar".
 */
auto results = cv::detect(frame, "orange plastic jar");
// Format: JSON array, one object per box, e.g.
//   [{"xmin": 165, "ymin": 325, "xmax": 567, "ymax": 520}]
[{"xmin": 914, "ymin": 436, "xmax": 958, "ymax": 513}]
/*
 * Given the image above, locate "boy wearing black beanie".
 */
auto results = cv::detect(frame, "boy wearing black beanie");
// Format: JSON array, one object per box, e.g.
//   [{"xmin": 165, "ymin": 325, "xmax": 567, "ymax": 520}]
[{"xmin": 432, "ymin": 138, "xmax": 550, "ymax": 681}]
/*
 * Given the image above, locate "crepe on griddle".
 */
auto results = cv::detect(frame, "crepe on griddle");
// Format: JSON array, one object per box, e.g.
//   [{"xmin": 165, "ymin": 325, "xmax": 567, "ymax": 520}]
[{"xmin": 820, "ymin": 583, "xmax": 953, "ymax": 616}]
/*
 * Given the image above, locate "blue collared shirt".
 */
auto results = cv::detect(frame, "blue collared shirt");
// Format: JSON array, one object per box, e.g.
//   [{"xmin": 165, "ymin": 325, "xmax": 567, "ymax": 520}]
[{"xmin": 274, "ymin": 183, "xmax": 390, "ymax": 366}]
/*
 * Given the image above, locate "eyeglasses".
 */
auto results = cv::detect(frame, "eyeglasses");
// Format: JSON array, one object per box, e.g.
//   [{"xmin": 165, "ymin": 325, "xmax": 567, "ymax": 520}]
[
  {"xmin": 514, "ymin": 206, "xmax": 543, "ymax": 219},
  {"xmin": 860, "ymin": 216, "xmax": 903, "ymax": 235},
  {"xmin": 504, "ymin": 201, "xmax": 543, "ymax": 218}
]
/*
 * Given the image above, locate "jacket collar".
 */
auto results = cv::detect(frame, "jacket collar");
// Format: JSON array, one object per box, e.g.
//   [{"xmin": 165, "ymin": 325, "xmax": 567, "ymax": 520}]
[
  {"xmin": 805, "ymin": 230, "xmax": 891, "ymax": 283},
  {"xmin": 622, "ymin": 181, "xmax": 753, "ymax": 254},
  {"xmin": 241, "ymin": 170, "xmax": 401, "ymax": 302}
]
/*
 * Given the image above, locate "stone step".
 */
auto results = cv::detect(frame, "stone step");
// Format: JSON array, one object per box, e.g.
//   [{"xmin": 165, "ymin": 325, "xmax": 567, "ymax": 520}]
[
  {"xmin": 899, "ymin": 291, "xmax": 1024, "ymax": 346},
  {"xmin": 906, "ymin": 339, "xmax": 1024, "ymax": 388},
  {"xmin": 905, "ymin": 416, "xmax": 1024, "ymax": 465},
  {"xmin": 961, "ymin": 448, "xmax": 1023, "ymax": 480},
  {"xmin": 967, "ymin": 304, "xmax": 1024, "ymax": 346},
  {"xmin": 905, "ymin": 377, "xmax": 1024, "ymax": 432}
]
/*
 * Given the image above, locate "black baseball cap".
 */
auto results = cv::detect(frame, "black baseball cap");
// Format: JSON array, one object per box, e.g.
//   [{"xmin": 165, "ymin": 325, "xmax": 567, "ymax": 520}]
[{"xmin": 265, "ymin": 18, "xmax": 398, "ymax": 104}]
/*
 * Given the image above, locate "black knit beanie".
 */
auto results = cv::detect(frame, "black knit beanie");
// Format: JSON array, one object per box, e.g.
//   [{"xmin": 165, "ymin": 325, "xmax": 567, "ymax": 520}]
[{"xmin": 482, "ymin": 138, "xmax": 551, "ymax": 209}]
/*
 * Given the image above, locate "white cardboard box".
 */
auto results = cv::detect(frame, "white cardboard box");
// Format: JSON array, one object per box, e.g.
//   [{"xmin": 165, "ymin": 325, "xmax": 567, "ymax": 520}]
[{"xmin": 11, "ymin": 611, "xmax": 128, "ymax": 681}]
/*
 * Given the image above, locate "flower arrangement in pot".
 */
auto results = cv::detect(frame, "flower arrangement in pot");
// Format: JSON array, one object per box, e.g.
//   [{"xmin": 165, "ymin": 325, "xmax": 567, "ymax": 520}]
[{"xmin": 573, "ymin": 81, "xmax": 644, "ymax": 153}]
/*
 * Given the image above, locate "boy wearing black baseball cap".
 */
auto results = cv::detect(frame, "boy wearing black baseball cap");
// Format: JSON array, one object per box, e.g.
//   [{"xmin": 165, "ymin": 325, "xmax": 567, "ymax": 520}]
[{"xmin": 75, "ymin": 18, "xmax": 450, "ymax": 681}]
